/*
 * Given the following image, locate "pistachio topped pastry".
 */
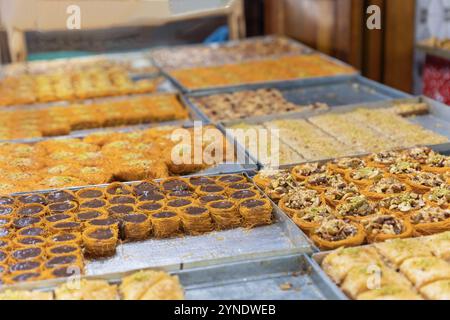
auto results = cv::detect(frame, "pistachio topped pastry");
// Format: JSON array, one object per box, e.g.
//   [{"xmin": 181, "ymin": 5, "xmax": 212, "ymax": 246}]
[
  {"xmin": 336, "ymin": 195, "xmax": 376, "ymax": 218},
  {"xmin": 333, "ymin": 157, "xmax": 366, "ymax": 170},
  {"xmin": 409, "ymin": 172, "xmax": 445, "ymax": 188},
  {"xmin": 314, "ymin": 219, "xmax": 358, "ymax": 241},
  {"xmin": 293, "ymin": 162, "xmax": 327, "ymax": 177},
  {"xmin": 380, "ymin": 192, "xmax": 425, "ymax": 213},
  {"xmin": 410, "ymin": 207, "xmax": 450, "ymax": 224},
  {"xmin": 425, "ymin": 185, "xmax": 450, "ymax": 207},
  {"xmin": 401, "ymin": 147, "xmax": 434, "ymax": 164},
  {"xmin": 389, "ymin": 161, "xmax": 421, "ymax": 175},
  {"xmin": 307, "ymin": 172, "xmax": 346, "ymax": 189},
  {"xmin": 324, "ymin": 181, "xmax": 360, "ymax": 202},
  {"xmin": 266, "ymin": 171, "xmax": 299, "ymax": 198},
  {"xmin": 349, "ymin": 167, "xmax": 383, "ymax": 181},
  {"xmin": 298, "ymin": 205, "xmax": 335, "ymax": 223},
  {"xmin": 368, "ymin": 177, "xmax": 408, "ymax": 194},
  {"xmin": 284, "ymin": 189, "xmax": 321, "ymax": 210},
  {"xmin": 362, "ymin": 215, "xmax": 405, "ymax": 235},
  {"xmin": 367, "ymin": 151, "xmax": 399, "ymax": 166},
  {"xmin": 425, "ymin": 153, "xmax": 450, "ymax": 168}
]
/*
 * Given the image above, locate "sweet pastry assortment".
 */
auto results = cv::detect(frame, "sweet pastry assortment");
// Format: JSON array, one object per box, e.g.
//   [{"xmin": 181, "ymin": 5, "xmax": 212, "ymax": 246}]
[
  {"xmin": 228, "ymin": 105, "xmax": 448, "ymax": 165},
  {"xmin": 0, "ymin": 66, "xmax": 161, "ymax": 107},
  {"xmin": 192, "ymin": 88, "xmax": 328, "ymax": 121},
  {"xmin": 0, "ymin": 270, "xmax": 183, "ymax": 300},
  {"xmin": 168, "ymin": 54, "xmax": 355, "ymax": 90},
  {"xmin": 152, "ymin": 36, "xmax": 309, "ymax": 70},
  {"xmin": 320, "ymin": 232, "xmax": 450, "ymax": 300},
  {"xmin": 0, "ymin": 125, "xmax": 232, "ymax": 194},
  {"xmin": 0, "ymin": 94, "xmax": 189, "ymax": 140},
  {"xmin": 0, "ymin": 174, "xmax": 273, "ymax": 285},
  {"xmin": 254, "ymin": 147, "xmax": 449, "ymax": 250}
]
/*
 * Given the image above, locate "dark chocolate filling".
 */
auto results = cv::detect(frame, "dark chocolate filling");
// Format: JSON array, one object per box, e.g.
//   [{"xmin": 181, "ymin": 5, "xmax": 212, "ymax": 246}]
[
  {"xmin": 106, "ymin": 184, "xmax": 132, "ymax": 196},
  {"xmin": 241, "ymin": 199, "xmax": 266, "ymax": 208},
  {"xmin": 0, "ymin": 205, "xmax": 14, "ymax": 216},
  {"xmin": 210, "ymin": 201, "xmax": 234, "ymax": 209},
  {"xmin": 218, "ymin": 175, "xmax": 244, "ymax": 183},
  {"xmin": 199, "ymin": 194, "xmax": 226, "ymax": 204},
  {"xmin": 189, "ymin": 177, "xmax": 215, "ymax": 186},
  {"xmin": 0, "ymin": 240, "xmax": 8, "ymax": 248},
  {"xmin": 18, "ymin": 237, "xmax": 44, "ymax": 245},
  {"xmin": 45, "ymin": 214, "xmax": 71, "ymax": 223},
  {"xmin": 18, "ymin": 227, "xmax": 45, "ymax": 237},
  {"xmin": 90, "ymin": 218, "xmax": 117, "ymax": 227},
  {"xmin": 0, "ymin": 196, "xmax": 14, "ymax": 205},
  {"xmin": 77, "ymin": 210, "xmax": 102, "ymax": 221},
  {"xmin": 185, "ymin": 206, "xmax": 207, "ymax": 215},
  {"xmin": 13, "ymin": 217, "xmax": 41, "ymax": 229},
  {"xmin": 167, "ymin": 199, "xmax": 191, "ymax": 208},
  {"xmin": 51, "ymin": 266, "xmax": 76, "ymax": 278},
  {"xmin": 18, "ymin": 204, "xmax": 44, "ymax": 216},
  {"xmin": 54, "ymin": 221, "xmax": 80, "ymax": 229},
  {"xmin": 0, "ymin": 250, "xmax": 6, "ymax": 262},
  {"xmin": 169, "ymin": 190, "xmax": 194, "ymax": 198},
  {"xmin": 78, "ymin": 189, "xmax": 104, "ymax": 199},
  {"xmin": 12, "ymin": 247, "xmax": 42, "ymax": 260},
  {"xmin": 231, "ymin": 190, "xmax": 257, "ymax": 199},
  {"xmin": 162, "ymin": 179, "xmax": 189, "ymax": 191},
  {"xmin": 133, "ymin": 182, "xmax": 160, "ymax": 196},
  {"xmin": 11, "ymin": 272, "xmax": 41, "ymax": 282},
  {"xmin": 48, "ymin": 202, "xmax": 76, "ymax": 213},
  {"xmin": 138, "ymin": 202, "xmax": 162, "ymax": 211},
  {"xmin": 46, "ymin": 255, "xmax": 77, "ymax": 267},
  {"xmin": 109, "ymin": 196, "xmax": 136, "ymax": 205},
  {"xmin": 0, "ymin": 228, "xmax": 9, "ymax": 237},
  {"xmin": 200, "ymin": 185, "xmax": 224, "ymax": 193},
  {"xmin": 49, "ymin": 245, "xmax": 77, "ymax": 255},
  {"xmin": 52, "ymin": 233, "xmax": 76, "ymax": 242},
  {"xmin": 47, "ymin": 190, "xmax": 76, "ymax": 203},
  {"xmin": 17, "ymin": 194, "xmax": 46, "ymax": 205},
  {"xmin": 88, "ymin": 228, "xmax": 114, "ymax": 240},
  {"xmin": 0, "ymin": 218, "xmax": 9, "ymax": 226},
  {"xmin": 153, "ymin": 211, "xmax": 177, "ymax": 219},
  {"xmin": 108, "ymin": 205, "xmax": 134, "ymax": 215},
  {"xmin": 9, "ymin": 261, "xmax": 40, "ymax": 272},
  {"xmin": 80, "ymin": 199, "xmax": 107, "ymax": 209},
  {"xmin": 0, "ymin": 265, "xmax": 5, "ymax": 273},
  {"xmin": 228, "ymin": 183, "xmax": 252, "ymax": 191},
  {"xmin": 138, "ymin": 192, "xmax": 165, "ymax": 202},
  {"xmin": 122, "ymin": 214, "xmax": 147, "ymax": 223}
]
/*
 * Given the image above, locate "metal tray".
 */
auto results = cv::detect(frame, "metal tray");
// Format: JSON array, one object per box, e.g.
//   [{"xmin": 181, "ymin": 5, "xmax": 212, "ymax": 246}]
[
  {"xmin": 223, "ymin": 95, "xmax": 450, "ymax": 169},
  {"xmin": 0, "ymin": 254, "xmax": 346, "ymax": 300},
  {"xmin": 182, "ymin": 75, "xmax": 412, "ymax": 122}
]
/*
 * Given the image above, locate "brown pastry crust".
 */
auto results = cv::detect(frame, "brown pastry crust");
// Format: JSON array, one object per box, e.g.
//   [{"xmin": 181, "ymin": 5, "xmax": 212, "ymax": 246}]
[
  {"xmin": 238, "ymin": 198, "xmax": 272, "ymax": 227},
  {"xmin": 180, "ymin": 205, "xmax": 214, "ymax": 235},
  {"xmin": 76, "ymin": 187, "xmax": 106, "ymax": 200},
  {"xmin": 48, "ymin": 221, "xmax": 82, "ymax": 234},
  {"xmin": 207, "ymin": 200, "xmax": 241, "ymax": 229},
  {"xmin": 82, "ymin": 227, "xmax": 119, "ymax": 257},
  {"xmin": 48, "ymin": 233, "xmax": 82, "ymax": 246},
  {"xmin": 121, "ymin": 213, "xmax": 151, "ymax": 241},
  {"xmin": 136, "ymin": 201, "xmax": 165, "ymax": 215},
  {"xmin": 361, "ymin": 214, "xmax": 414, "ymax": 243},
  {"xmin": 47, "ymin": 201, "xmax": 78, "ymax": 215},
  {"xmin": 149, "ymin": 211, "xmax": 181, "ymax": 238},
  {"xmin": 310, "ymin": 219, "xmax": 366, "ymax": 250}
]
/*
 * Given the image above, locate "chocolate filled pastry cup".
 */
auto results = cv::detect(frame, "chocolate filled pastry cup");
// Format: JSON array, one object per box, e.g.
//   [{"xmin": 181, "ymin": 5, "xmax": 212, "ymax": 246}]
[
  {"xmin": 137, "ymin": 191, "xmax": 166, "ymax": 203},
  {"xmin": 230, "ymin": 189, "xmax": 259, "ymax": 203},
  {"xmin": 49, "ymin": 221, "xmax": 82, "ymax": 234},
  {"xmin": 86, "ymin": 217, "xmax": 120, "ymax": 231},
  {"xmin": 17, "ymin": 226, "xmax": 46, "ymax": 237},
  {"xmin": 150, "ymin": 211, "xmax": 181, "ymax": 238},
  {"xmin": 198, "ymin": 194, "xmax": 227, "ymax": 205},
  {"xmin": 17, "ymin": 204, "xmax": 47, "ymax": 217},
  {"xmin": 166, "ymin": 190, "xmax": 196, "ymax": 200},
  {"xmin": 187, "ymin": 176, "xmax": 216, "ymax": 189},
  {"xmin": 239, "ymin": 198, "xmax": 273, "ymax": 227},
  {"xmin": 136, "ymin": 201, "xmax": 165, "ymax": 215},
  {"xmin": 76, "ymin": 187, "xmax": 106, "ymax": 200},
  {"xmin": 82, "ymin": 227, "xmax": 119, "ymax": 257},
  {"xmin": 8, "ymin": 260, "xmax": 43, "ymax": 274},
  {"xmin": 5, "ymin": 271, "xmax": 43, "ymax": 284},
  {"xmin": 46, "ymin": 244, "xmax": 82, "ymax": 257},
  {"xmin": 180, "ymin": 205, "xmax": 214, "ymax": 235},
  {"xmin": 225, "ymin": 183, "xmax": 255, "ymax": 195},
  {"xmin": 16, "ymin": 194, "xmax": 47, "ymax": 206},
  {"xmin": 166, "ymin": 198, "xmax": 194, "ymax": 213},
  {"xmin": 207, "ymin": 200, "xmax": 241, "ymax": 229},
  {"xmin": 121, "ymin": 213, "xmax": 151, "ymax": 241},
  {"xmin": 0, "ymin": 227, "xmax": 12, "ymax": 239},
  {"xmin": 46, "ymin": 190, "xmax": 77, "ymax": 204},
  {"xmin": 48, "ymin": 233, "xmax": 82, "ymax": 246},
  {"xmin": 133, "ymin": 180, "xmax": 161, "ymax": 197},
  {"xmin": 160, "ymin": 178, "xmax": 190, "ymax": 192},
  {"xmin": 45, "ymin": 213, "xmax": 75, "ymax": 225},
  {"xmin": 361, "ymin": 214, "xmax": 413, "ymax": 243},
  {"xmin": 0, "ymin": 205, "xmax": 16, "ymax": 219},
  {"xmin": 45, "ymin": 254, "xmax": 84, "ymax": 270},
  {"xmin": 79, "ymin": 198, "xmax": 108, "ymax": 210},
  {"xmin": 76, "ymin": 209, "xmax": 108, "ymax": 222},
  {"xmin": 0, "ymin": 263, "xmax": 7, "ymax": 275},
  {"xmin": 195, "ymin": 184, "xmax": 226, "ymax": 196},
  {"xmin": 0, "ymin": 196, "xmax": 15, "ymax": 206},
  {"xmin": 10, "ymin": 246, "xmax": 45, "ymax": 263},
  {"xmin": 107, "ymin": 204, "xmax": 136, "ymax": 219},
  {"xmin": 0, "ymin": 249, "xmax": 7, "ymax": 264},
  {"xmin": 0, "ymin": 217, "xmax": 11, "ymax": 229},
  {"xmin": 44, "ymin": 265, "xmax": 80, "ymax": 279},
  {"xmin": 216, "ymin": 174, "xmax": 247, "ymax": 186},
  {"xmin": 0, "ymin": 239, "xmax": 11, "ymax": 251},
  {"xmin": 108, "ymin": 195, "xmax": 136, "ymax": 205},
  {"xmin": 13, "ymin": 235, "xmax": 47, "ymax": 248},
  {"xmin": 105, "ymin": 182, "xmax": 133, "ymax": 198},
  {"xmin": 12, "ymin": 216, "xmax": 44, "ymax": 229},
  {"xmin": 48, "ymin": 201, "xmax": 78, "ymax": 215}
]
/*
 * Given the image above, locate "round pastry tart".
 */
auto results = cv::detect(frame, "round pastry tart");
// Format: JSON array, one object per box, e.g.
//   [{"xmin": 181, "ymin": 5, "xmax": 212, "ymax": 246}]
[
  {"xmin": 160, "ymin": 178, "xmax": 190, "ymax": 192},
  {"xmin": 166, "ymin": 199, "xmax": 194, "ymax": 212},
  {"xmin": 16, "ymin": 194, "xmax": 47, "ymax": 205},
  {"xmin": 388, "ymin": 161, "xmax": 421, "ymax": 180},
  {"xmin": 86, "ymin": 217, "xmax": 119, "ymax": 231},
  {"xmin": 335, "ymin": 195, "xmax": 377, "ymax": 221},
  {"xmin": 279, "ymin": 189, "xmax": 322, "ymax": 217},
  {"xmin": 263, "ymin": 171, "xmax": 299, "ymax": 201},
  {"xmin": 48, "ymin": 201, "xmax": 78, "ymax": 214},
  {"xmin": 379, "ymin": 192, "xmax": 425, "ymax": 216},
  {"xmin": 327, "ymin": 157, "xmax": 366, "ymax": 175},
  {"xmin": 46, "ymin": 190, "xmax": 77, "ymax": 204},
  {"xmin": 167, "ymin": 190, "xmax": 196, "ymax": 200},
  {"xmin": 82, "ymin": 227, "xmax": 118, "ymax": 257},
  {"xmin": 46, "ymin": 244, "xmax": 81, "ymax": 257},
  {"xmin": 49, "ymin": 221, "xmax": 82, "ymax": 234},
  {"xmin": 196, "ymin": 184, "xmax": 226, "ymax": 196},
  {"xmin": 12, "ymin": 216, "xmax": 44, "ymax": 229},
  {"xmin": 424, "ymin": 185, "xmax": 449, "ymax": 209},
  {"xmin": 405, "ymin": 171, "xmax": 446, "ymax": 194},
  {"xmin": 17, "ymin": 226, "xmax": 46, "ymax": 237},
  {"xmin": 207, "ymin": 200, "xmax": 240, "ymax": 229},
  {"xmin": 409, "ymin": 206, "xmax": 450, "ymax": 236},
  {"xmin": 292, "ymin": 162, "xmax": 327, "ymax": 181},
  {"xmin": 48, "ymin": 233, "xmax": 82, "ymax": 246},
  {"xmin": 254, "ymin": 169, "xmax": 288, "ymax": 190},
  {"xmin": 310, "ymin": 218, "xmax": 365, "ymax": 250},
  {"xmin": 13, "ymin": 235, "xmax": 46, "ymax": 247},
  {"xmin": 180, "ymin": 205, "xmax": 214, "ymax": 235},
  {"xmin": 292, "ymin": 205, "xmax": 335, "ymax": 235},
  {"xmin": 79, "ymin": 198, "xmax": 108, "ymax": 210},
  {"xmin": 226, "ymin": 182, "xmax": 254, "ymax": 194},
  {"xmin": 132, "ymin": 180, "xmax": 160, "ymax": 196},
  {"xmin": 17, "ymin": 204, "xmax": 47, "ymax": 217},
  {"xmin": 105, "ymin": 182, "xmax": 133, "ymax": 198},
  {"xmin": 121, "ymin": 213, "xmax": 151, "ymax": 240},
  {"xmin": 365, "ymin": 151, "xmax": 399, "ymax": 168},
  {"xmin": 230, "ymin": 189, "xmax": 259, "ymax": 203},
  {"xmin": 361, "ymin": 214, "xmax": 413, "ymax": 243},
  {"xmin": 108, "ymin": 195, "xmax": 136, "ymax": 205},
  {"xmin": 150, "ymin": 211, "xmax": 181, "ymax": 238},
  {"xmin": 198, "ymin": 194, "xmax": 227, "ymax": 205},
  {"xmin": 306, "ymin": 172, "xmax": 346, "ymax": 193},
  {"xmin": 344, "ymin": 167, "xmax": 384, "ymax": 187},
  {"xmin": 107, "ymin": 204, "xmax": 136, "ymax": 218},
  {"xmin": 137, "ymin": 191, "xmax": 165, "ymax": 203},
  {"xmin": 45, "ymin": 254, "xmax": 83, "ymax": 270},
  {"xmin": 0, "ymin": 205, "xmax": 15, "ymax": 218},
  {"xmin": 216, "ymin": 174, "xmax": 247, "ymax": 185},
  {"xmin": 10, "ymin": 247, "xmax": 44, "ymax": 262},
  {"xmin": 76, "ymin": 209, "xmax": 108, "ymax": 222},
  {"xmin": 422, "ymin": 153, "xmax": 449, "ymax": 174},
  {"xmin": 187, "ymin": 176, "xmax": 216, "ymax": 189},
  {"xmin": 136, "ymin": 202, "xmax": 164, "ymax": 215},
  {"xmin": 400, "ymin": 147, "xmax": 434, "ymax": 164},
  {"xmin": 363, "ymin": 176, "xmax": 410, "ymax": 201},
  {"xmin": 239, "ymin": 198, "xmax": 273, "ymax": 227},
  {"xmin": 76, "ymin": 187, "xmax": 106, "ymax": 200},
  {"xmin": 322, "ymin": 182, "xmax": 360, "ymax": 207}
]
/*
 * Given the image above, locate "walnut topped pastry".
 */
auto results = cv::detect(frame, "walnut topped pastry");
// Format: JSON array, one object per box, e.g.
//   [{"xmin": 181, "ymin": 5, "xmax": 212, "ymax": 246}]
[
  {"xmin": 279, "ymin": 188, "xmax": 322, "ymax": 217},
  {"xmin": 336, "ymin": 195, "xmax": 377, "ymax": 219},
  {"xmin": 389, "ymin": 161, "xmax": 421, "ymax": 176},
  {"xmin": 311, "ymin": 218, "xmax": 365, "ymax": 250},
  {"xmin": 323, "ymin": 181, "xmax": 360, "ymax": 207},
  {"xmin": 406, "ymin": 171, "xmax": 446, "ymax": 193},
  {"xmin": 400, "ymin": 147, "xmax": 434, "ymax": 164},
  {"xmin": 263, "ymin": 171, "xmax": 299, "ymax": 201},
  {"xmin": 380, "ymin": 192, "xmax": 425, "ymax": 214},
  {"xmin": 361, "ymin": 215, "xmax": 412, "ymax": 243},
  {"xmin": 345, "ymin": 167, "xmax": 383, "ymax": 186},
  {"xmin": 366, "ymin": 177, "xmax": 409, "ymax": 196},
  {"xmin": 328, "ymin": 157, "xmax": 366, "ymax": 174},
  {"xmin": 424, "ymin": 185, "xmax": 450, "ymax": 208},
  {"xmin": 292, "ymin": 205, "xmax": 335, "ymax": 234},
  {"xmin": 366, "ymin": 151, "xmax": 399, "ymax": 168},
  {"xmin": 292, "ymin": 162, "xmax": 327, "ymax": 181},
  {"xmin": 306, "ymin": 172, "xmax": 346, "ymax": 191}
]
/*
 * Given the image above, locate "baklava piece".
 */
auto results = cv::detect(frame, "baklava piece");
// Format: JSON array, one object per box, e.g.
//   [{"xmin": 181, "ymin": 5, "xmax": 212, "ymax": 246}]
[
  {"xmin": 362, "ymin": 215, "xmax": 413, "ymax": 243},
  {"xmin": 345, "ymin": 167, "xmax": 383, "ymax": 187},
  {"xmin": 239, "ymin": 198, "xmax": 273, "ymax": 227},
  {"xmin": 150, "ymin": 211, "xmax": 181, "ymax": 238},
  {"xmin": 336, "ymin": 195, "xmax": 377, "ymax": 220},
  {"xmin": 356, "ymin": 285, "xmax": 422, "ymax": 300},
  {"xmin": 419, "ymin": 279, "xmax": 450, "ymax": 300},
  {"xmin": 374, "ymin": 238, "xmax": 433, "ymax": 267},
  {"xmin": 311, "ymin": 219, "xmax": 365, "ymax": 250},
  {"xmin": 400, "ymin": 256, "xmax": 450, "ymax": 288},
  {"xmin": 180, "ymin": 206, "xmax": 214, "ymax": 235},
  {"xmin": 207, "ymin": 200, "xmax": 241, "ymax": 229},
  {"xmin": 406, "ymin": 171, "xmax": 446, "ymax": 194},
  {"xmin": 292, "ymin": 205, "xmax": 335, "ymax": 234},
  {"xmin": 379, "ymin": 192, "xmax": 425, "ymax": 216},
  {"xmin": 410, "ymin": 207, "xmax": 450, "ymax": 236},
  {"xmin": 279, "ymin": 189, "xmax": 322, "ymax": 217},
  {"xmin": 364, "ymin": 176, "xmax": 410, "ymax": 200},
  {"xmin": 82, "ymin": 227, "xmax": 119, "ymax": 257},
  {"xmin": 291, "ymin": 162, "xmax": 327, "ymax": 181},
  {"xmin": 121, "ymin": 213, "xmax": 151, "ymax": 241},
  {"xmin": 55, "ymin": 279, "xmax": 118, "ymax": 300},
  {"xmin": 424, "ymin": 185, "xmax": 450, "ymax": 208},
  {"xmin": 328, "ymin": 157, "xmax": 366, "ymax": 175}
]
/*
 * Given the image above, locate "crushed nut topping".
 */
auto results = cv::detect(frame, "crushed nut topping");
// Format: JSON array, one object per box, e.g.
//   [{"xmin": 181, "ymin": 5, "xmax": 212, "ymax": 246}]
[
  {"xmin": 409, "ymin": 172, "xmax": 445, "ymax": 187},
  {"xmin": 425, "ymin": 154, "xmax": 450, "ymax": 168},
  {"xmin": 266, "ymin": 172, "xmax": 299, "ymax": 197},
  {"xmin": 294, "ymin": 162, "xmax": 326, "ymax": 177},
  {"xmin": 370, "ymin": 151, "xmax": 398, "ymax": 165},
  {"xmin": 337, "ymin": 195, "xmax": 376, "ymax": 217},
  {"xmin": 334, "ymin": 158, "xmax": 366, "ymax": 170},
  {"xmin": 368, "ymin": 177, "xmax": 407, "ymax": 194},
  {"xmin": 389, "ymin": 161, "xmax": 421, "ymax": 175},
  {"xmin": 325, "ymin": 182, "xmax": 360, "ymax": 201},
  {"xmin": 362, "ymin": 215, "xmax": 404, "ymax": 235},
  {"xmin": 350, "ymin": 167, "xmax": 383, "ymax": 181},
  {"xmin": 401, "ymin": 147, "xmax": 433, "ymax": 164},
  {"xmin": 307, "ymin": 172, "xmax": 345, "ymax": 188},
  {"xmin": 315, "ymin": 219, "xmax": 358, "ymax": 241},
  {"xmin": 410, "ymin": 207, "xmax": 450, "ymax": 224},
  {"xmin": 380, "ymin": 192, "xmax": 425, "ymax": 212},
  {"xmin": 285, "ymin": 189, "xmax": 321, "ymax": 210},
  {"xmin": 426, "ymin": 185, "xmax": 450, "ymax": 206},
  {"xmin": 298, "ymin": 205, "xmax": 335, "ymax": 223}
]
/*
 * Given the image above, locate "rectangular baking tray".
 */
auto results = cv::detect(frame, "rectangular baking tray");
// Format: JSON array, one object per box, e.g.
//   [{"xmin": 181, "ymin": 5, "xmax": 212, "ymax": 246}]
[
  {"xmin": 0, "ymin": 253, "xmax": 346, "ymax": 300},
  {"xmin": 182, "ymin": 75, "xmax": 412, "ymax": 122},
  {"xmin": 222, "ymin": 95, "xmax": 450, "ymax": 169}
]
